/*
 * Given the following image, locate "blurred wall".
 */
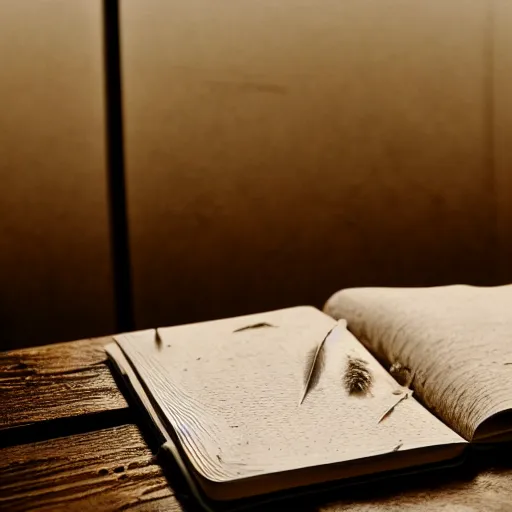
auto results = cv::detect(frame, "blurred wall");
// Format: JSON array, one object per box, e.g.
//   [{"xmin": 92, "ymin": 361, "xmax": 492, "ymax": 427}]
[
  {"xmin": 121, "ymin": 0, "xmax": 510, "ymax": 330},
  {"xmin": 1, "ymin": 1, "xmax": 511, "ymax": 349},
  {"xmin": 495, "ymin": 0, "xmax": 512, "ymax": 281},
  {"xmin": 0, "ymin": 1, "xmax": 115, "ymax": 350}
]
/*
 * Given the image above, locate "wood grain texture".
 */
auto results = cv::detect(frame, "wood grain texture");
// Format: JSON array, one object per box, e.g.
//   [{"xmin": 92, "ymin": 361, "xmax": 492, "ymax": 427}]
[
  {"xmin": 122, "ymin": 0, "xmax": 499, "ymax": 332},
  {"xmin": 0, "ymin": 0, "xmax": 115, "ymax": 351},
  {"xmin": 128, "ymin": 498, "xmax": 183, "ymax": 512},
  {"xmin": 0, "ymin": 337, "xmax": 127, "ymax": 430},
  {"xmin": 0, "ymin": 425, "xmax": 177, "ymax": 512}
]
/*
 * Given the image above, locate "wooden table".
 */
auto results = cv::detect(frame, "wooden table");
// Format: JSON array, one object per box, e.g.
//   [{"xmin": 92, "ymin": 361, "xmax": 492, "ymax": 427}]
[{"xmin": 1, "ymin": 337, "xmax": 512, "ymax": 511}]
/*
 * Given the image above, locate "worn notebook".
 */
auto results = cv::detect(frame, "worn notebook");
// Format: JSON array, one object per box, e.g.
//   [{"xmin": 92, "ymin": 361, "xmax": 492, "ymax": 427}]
[{"xmin": 106, "ymin": 284, "xmax": 512, "ymax": 510}]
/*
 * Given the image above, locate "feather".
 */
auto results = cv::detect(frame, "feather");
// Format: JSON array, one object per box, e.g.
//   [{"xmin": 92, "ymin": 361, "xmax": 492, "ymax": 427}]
[
  {"xmin": 299, "ymin": 323, "xmax": 339, "ymax": 405},
  {"xmin": 378, "ymin": 390, "xmax": 412, "ymax": 423},
  {"xmin": 233, "ymin": 322, "xmax": 276, "ymax": 333},
  {"xmin": 301, "ymin": 344, "xmax": 326, "ymax": 401},
  {"xmin": 343, "ymin": 356, "xmax": 373, "ymax": 395},
  {"xmin": 155, "ymin": 328, "xmax": 163, "ymax": 350}
]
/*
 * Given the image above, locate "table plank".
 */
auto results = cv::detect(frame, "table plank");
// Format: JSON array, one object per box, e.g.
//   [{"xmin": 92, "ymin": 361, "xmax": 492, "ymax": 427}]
[
  {"xmin": 0, "ymin": 424, "xmax": 181, "ymax": 512},
  {"xmin": 0, "ymin": 337, "xmax": 127, "ymax": 431}
]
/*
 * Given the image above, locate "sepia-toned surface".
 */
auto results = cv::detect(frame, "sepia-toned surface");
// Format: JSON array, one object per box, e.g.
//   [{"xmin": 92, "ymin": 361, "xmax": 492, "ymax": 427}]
[
  {"xmin": 0, "ymin": 1, "xmax": 115, "ymax": 351},
  {"xmin": 121, "ymin": 0, "xmax": 509, "ymax": 332},
  {"xmin": 1, "ymin": 336, "xmax": 512, "ymax": 511}
]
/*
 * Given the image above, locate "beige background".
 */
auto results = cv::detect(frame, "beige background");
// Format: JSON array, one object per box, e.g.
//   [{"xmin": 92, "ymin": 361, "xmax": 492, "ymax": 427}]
[
  {"xmin": 121, "ymin": 0, "xmax": 510, "ymax": 331},
  {"xmin": 1, "ymin": 1, "xmax": 511, "ymax": 349},
  {"xmin": 0, "ymin": 1, "xmax": 115, "ymax": 349}
]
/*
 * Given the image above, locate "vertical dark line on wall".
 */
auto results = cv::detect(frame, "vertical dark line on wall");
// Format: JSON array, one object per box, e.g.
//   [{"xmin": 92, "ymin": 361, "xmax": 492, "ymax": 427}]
[
  {"xmin": 102, "ymin": 0, "xmax": 134, "ymax": 332},
  {"xmin": 484, "ymin": 1, "xmax": 498, "ymax": 284}
]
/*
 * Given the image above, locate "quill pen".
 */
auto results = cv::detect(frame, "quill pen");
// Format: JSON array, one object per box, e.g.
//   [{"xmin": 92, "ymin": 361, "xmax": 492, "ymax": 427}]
[{"xmin": 299, "ymin": 321, "xmax": 343, "ymax": 405}]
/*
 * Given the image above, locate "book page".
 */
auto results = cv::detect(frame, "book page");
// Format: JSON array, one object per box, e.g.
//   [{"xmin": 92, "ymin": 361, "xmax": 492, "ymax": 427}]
[
  {"xmin": 114, "ymin": 307, "xmax": 465, "ymax": 499},
  {"xmin": 324, "ymin": 285, "xmax": 512, "ymax": 441}
]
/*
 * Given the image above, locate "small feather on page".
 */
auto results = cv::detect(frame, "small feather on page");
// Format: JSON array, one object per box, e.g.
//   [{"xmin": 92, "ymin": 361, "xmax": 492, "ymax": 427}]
[
  {"xmin": 344, "ymin": 356, "xmax": 373, "ymax": 395},
  {"xmin": 155, "ymin": 328, "xmax": 163, "ymax": 350},
  {"xmin": 299, "ymin": 320, "xmax": 345, "ymax": 405},
  {"xmin": 378, "ymin": 390, "xmax": 413, "ymax": 423},
  {"xmin": 233, "ymin": 322, "xmax": 276, "ymax": 333}
]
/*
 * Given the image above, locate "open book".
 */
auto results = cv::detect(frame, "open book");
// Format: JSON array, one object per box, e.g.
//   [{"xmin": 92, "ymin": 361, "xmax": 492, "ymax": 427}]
[{"xmin": 106, "ymin": 284, "xmax": 512, "ymax": 510}]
